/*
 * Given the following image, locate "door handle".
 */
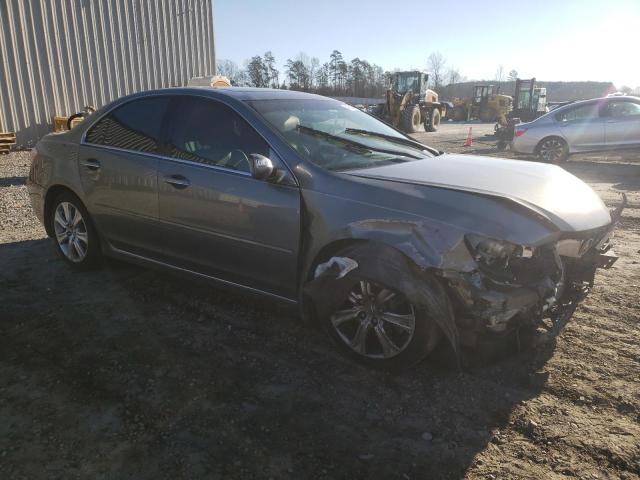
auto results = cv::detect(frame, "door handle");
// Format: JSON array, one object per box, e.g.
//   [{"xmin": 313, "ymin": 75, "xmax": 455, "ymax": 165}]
[
  {"xmin": 164, "ymin": 174, "xmax": 190, "ymax": 189},
  {"xmin": 80, "ymin": 158, "xmax": 101, "ymax": 170}
]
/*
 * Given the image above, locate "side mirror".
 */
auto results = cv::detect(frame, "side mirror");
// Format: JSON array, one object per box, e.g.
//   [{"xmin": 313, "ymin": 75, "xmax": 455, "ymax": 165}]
[{"xmin": 249, "ymin": 153, "xmax": 275, "ymax": 180}]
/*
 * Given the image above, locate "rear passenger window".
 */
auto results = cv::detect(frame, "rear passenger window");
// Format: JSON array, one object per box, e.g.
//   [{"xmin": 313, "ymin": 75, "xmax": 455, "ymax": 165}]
[
  {"xmin": 165, "ymin": 97, "xmax": 271, "ymax": 173},
  {"xmin": 85, "ymin": 97, "xmax": 170, "ymax": 153},
  {"xmin": 555, "ymin": 103, "xmax": 599, "ymax": 122}
]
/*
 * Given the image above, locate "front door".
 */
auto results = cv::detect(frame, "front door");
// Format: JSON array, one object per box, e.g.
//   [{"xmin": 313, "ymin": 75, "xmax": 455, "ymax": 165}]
[
  {"xmin": 157, "ymin": 96, "xmax": 301, "ymax": 299},
  {"xmin": 78, "ymin": 96, "xmax": 170, "ymax": 257}
]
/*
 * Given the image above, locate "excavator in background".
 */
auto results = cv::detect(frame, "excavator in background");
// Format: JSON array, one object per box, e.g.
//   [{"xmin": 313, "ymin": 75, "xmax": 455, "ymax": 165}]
[
  {"xmin": 495, "ymin": 78, "xmax": 549, "ymax": 149},
  {"xmin": 378, "ymin": 71, "xmax": 446, "ymax": 133},
  {"xmin": 451, "ymin": 85, "xmax": 512, "ymax": 123}
]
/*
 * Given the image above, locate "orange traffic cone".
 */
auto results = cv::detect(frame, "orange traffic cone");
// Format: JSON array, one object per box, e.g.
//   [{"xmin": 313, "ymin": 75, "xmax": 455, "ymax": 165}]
[{"xmin": 464, "ymin": 127, "xmax": 473, "ymax": 147}]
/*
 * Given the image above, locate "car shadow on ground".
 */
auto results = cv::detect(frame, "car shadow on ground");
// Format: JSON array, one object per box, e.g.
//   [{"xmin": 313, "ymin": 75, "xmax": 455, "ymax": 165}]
[
  {"xmin": 0, "ymin": 238, "xmax": 563, "ymax": 478},
  {"xmin": 564, "ymin": 161, "xmax": 640, "ymax": 189}
]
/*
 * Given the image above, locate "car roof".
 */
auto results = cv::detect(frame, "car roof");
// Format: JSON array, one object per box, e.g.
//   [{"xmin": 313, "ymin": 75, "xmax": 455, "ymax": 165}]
[
  {"xmin": 131, "ymin": 86, "xmax": 334, "ymax": 102},
  {"xmin": 555, "ymin": 95, "xmax": 639, "ymax": 111}
]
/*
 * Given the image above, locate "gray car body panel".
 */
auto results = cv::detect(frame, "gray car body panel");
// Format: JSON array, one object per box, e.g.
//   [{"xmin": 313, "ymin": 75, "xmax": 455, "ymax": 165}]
[
  {"xmin": 512, "ymin": 96, "xmax": 640, "ymax": 155},
  {"xmin": 28, "ymin": 87, "xmax": 615, "ymax": 309}
]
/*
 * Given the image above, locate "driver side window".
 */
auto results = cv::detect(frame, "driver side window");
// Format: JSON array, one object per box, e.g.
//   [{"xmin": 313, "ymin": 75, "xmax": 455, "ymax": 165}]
[{"xmin": 166, "ymin": 97, "xmax": 270, "ymax": 173}]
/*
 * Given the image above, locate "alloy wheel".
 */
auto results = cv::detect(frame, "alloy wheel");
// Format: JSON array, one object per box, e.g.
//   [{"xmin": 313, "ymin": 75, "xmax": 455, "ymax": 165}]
[
  {"xmin": 539, "ymin": 138, "xmax": 566, "ymax": 163},
  {"xmin": 53, "ymin": 202, "xmax": 89, "ymax": 263},
  {"xmin": 330, "ymin": 280, "xmax": 416, "ymax": 359}
]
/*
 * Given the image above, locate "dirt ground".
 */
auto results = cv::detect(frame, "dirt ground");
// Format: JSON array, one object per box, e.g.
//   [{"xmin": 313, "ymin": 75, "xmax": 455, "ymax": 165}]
[{"xmin": 1, "ymin": 127, "xmax": 639, "ymax": 479}]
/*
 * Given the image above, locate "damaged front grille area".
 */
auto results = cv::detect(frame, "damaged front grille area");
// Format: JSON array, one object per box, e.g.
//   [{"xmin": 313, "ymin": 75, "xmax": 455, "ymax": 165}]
[{"xmin": 445, "ymin": 229, "xmax": 617, "ymax": 341}]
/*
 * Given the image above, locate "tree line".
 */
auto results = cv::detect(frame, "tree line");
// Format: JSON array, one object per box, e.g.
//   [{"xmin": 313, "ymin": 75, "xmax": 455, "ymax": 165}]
[
  {"xmin": 217, "ymin": 50, "xmax": 524, "ymax": 97},
  {"xmin": 217, "ymin": 50, "xmax": 389, "ymax": 97}
]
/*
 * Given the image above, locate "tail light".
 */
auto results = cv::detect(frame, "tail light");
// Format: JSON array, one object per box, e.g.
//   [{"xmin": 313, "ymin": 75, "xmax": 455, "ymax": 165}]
[{"xmin": 514, "ymin": 127, "xmax": 528, "ymax": 137}]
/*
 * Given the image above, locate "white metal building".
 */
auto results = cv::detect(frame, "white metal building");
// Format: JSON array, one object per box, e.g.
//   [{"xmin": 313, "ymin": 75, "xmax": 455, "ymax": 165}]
[{"xmin": 0, "ymin": 0, "xmax": 216, "ymax": 147}]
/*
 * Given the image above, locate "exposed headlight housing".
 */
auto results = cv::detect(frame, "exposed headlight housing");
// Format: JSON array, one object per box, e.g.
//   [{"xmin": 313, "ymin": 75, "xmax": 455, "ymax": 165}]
[{"xmin": 465, "ymin": 234, "xmax": 534, "ymax": 276}]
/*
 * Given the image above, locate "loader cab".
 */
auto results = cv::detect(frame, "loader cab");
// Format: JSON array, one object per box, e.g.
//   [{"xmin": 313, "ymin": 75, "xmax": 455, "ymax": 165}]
[
  {"xmin": 392, "ymin": 71, "xmax": 428, "ymax": 96},
  {"xmin": 473, "ymin": 85, "xmax": 496, "ymax": 106},
  {"xmin": 532, "ymin": 87, "xmax": 547, "ymax": 113},
  {"xmin": 513, "ymin": 78, "xmax": 547, "ymax": 121}
]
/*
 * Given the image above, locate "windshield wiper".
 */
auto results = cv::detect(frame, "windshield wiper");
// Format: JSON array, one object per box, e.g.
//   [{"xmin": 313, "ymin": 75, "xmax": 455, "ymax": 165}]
[
  {"xmin": 345, "ymin": 128, "xmax": 442, "ymax": 155},
  {"xmin": 296, "ymin": 125, "xmax": 421, "ymax": 159},
  {"xmin": 343, "ymin": 128, "xmax": 431, "ymax": 151}
]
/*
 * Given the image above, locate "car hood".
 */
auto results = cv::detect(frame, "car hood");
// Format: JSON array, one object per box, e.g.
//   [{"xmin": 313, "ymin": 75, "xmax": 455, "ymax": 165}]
[{"xmin": 347, "ymin": 154, "xmax": 612, "ymax": 232}]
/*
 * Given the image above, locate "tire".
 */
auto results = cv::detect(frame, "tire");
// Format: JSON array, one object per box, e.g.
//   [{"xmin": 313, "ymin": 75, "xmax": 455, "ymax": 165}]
[
  {"xmin": 479, "ymin": 108, "xmax": 496, "ymax": 123},
  {"xmin": 426, "ymin": 109, "xmax": 441, "ymax": 132},
  {"xmin": 400, "ymin": 105, "xmax": 421, "ymax": 133},
  {"xmin": 50, "ymin": 192, "xmax": 102, "ymax": 270},
  {"xmin": 317, "ymin": 247, "xmax": 446, "ymax": 371},
  {"xmin": 536, "ymin": 136, "xmax": 569, "ymax": 163},
  {"xmin": 452, "ymin": 106, "xmax": 466, "ymax": 121}
]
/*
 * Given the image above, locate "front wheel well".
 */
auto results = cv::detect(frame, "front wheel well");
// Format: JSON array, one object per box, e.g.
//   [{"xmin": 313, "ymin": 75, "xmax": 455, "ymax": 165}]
[
  {"xmin": 304, "ymin": 239, "xmax": 369, "ymax": 283},
  {"xmin": 43, "ymin": 185, "xmax": 82, "ymax": 237}
]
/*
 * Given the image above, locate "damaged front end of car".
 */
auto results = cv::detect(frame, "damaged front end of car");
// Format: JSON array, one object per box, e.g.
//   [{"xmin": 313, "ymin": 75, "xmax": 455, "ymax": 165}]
[{"xmin": 441, "ymin": 196, "xmax": 626, "ymax": 348}]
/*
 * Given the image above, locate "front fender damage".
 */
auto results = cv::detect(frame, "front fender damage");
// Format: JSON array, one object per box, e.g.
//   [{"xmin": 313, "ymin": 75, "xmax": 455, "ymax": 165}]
[
  {"xmin": 304, "ymin": 243, "xmax": 460, "ymax": 360},
  {"xmin": 304, "ymin": 208, "xmax": 621, "ymax": 361}
]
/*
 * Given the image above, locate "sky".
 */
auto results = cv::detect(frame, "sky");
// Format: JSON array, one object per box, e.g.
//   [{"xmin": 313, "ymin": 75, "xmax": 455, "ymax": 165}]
[{"xmin": 213, "ymin": 0, "xmax": 640, "ymax": 88}]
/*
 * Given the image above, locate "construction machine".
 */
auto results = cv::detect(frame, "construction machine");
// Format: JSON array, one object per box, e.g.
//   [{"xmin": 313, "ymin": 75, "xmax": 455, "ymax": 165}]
[
  {"xmin": 451, "ymin": 84, "xmax": 513, "ymax": 123},
  {"xmin": 495, "ymin": 78, "xmax": 548, "ymax": 149},
  {"xmin": 510, "ymin": 78, "xmax": 547, "ymax": 122},
  {"xmin": 379, "ymin": 71, "xmax": 446, "ymax": 133}
]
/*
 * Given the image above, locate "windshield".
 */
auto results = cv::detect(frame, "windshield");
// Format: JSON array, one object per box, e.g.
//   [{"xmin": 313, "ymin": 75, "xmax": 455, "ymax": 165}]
[
  {"xmin": 248, "ymin": 99, "xmax": 433, "ymax": 171},
  {"xmin": 394, "ymin": 74, "xmax": 420, "ymax": 94}
]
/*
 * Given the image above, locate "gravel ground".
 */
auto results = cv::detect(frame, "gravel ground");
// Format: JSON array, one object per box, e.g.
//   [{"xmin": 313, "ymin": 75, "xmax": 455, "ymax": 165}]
[{"xmin": 1, "ymin": 135, "xmax": 639, "ymax": 479}]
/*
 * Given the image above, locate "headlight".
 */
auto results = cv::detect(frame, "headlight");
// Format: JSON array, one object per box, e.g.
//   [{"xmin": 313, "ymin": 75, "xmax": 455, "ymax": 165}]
[{"xmin": 465, "ymin": 234, "xmax": 533, "ymax": 270}]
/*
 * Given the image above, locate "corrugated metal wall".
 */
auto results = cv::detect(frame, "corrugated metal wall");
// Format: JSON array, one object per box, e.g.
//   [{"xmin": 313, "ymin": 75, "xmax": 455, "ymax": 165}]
[{"xmin": 0, "ymin": 0, "xmax": 215, "ymax": 147}]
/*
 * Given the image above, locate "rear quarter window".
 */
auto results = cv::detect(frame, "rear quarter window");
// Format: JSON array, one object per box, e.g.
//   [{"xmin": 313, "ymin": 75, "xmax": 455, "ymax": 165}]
[{"xmin": 85, "ymin": 96, "xmax": 170, "ymax": 153}]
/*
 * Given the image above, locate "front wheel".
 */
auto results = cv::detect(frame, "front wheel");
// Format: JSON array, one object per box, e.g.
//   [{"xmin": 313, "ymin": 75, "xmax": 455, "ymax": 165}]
[
  {"xmin": 51, "ymin": 192, "xmax": 102, "ymax": 270},
  {"xmin": 401, "ymin": 105, "xmax": 422, "ymax": 133},
  {"xmin": 426, "ymin": 108, "xmax": 441, "ymax": 132},
  {"xmin": 537, "ymin": 137, "xmax": 569, "ymax": 163},
  {"xmin": 326, "ymin": 278, "xmax": 442, "ymax": 370}
]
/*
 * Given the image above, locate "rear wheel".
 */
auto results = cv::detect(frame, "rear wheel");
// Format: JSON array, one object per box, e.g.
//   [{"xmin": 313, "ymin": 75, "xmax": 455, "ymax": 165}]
[
  {"xmin": 401, "ymin": 105, "xmax": 422, "ymax": 133},
  {"xmin": 426, "ymin": 108, "xmax": 441, "ymax": 132},
  {"xmin": 452, "ymin": 106, "xmax": 467, "ymax": 121},
  {"xmin": 50, "ymin": 192, "xmax": 101, "ymax": 270},
  {"xmin": 537, "ymin": 137, "xmax": 569, "ymax": 163}
]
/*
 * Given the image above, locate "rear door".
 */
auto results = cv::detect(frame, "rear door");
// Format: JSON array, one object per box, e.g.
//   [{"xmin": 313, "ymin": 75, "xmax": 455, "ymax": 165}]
[
  {"xmin": 79, "ymin": 96, "xmax": 170, "ymax": 257},
  {"xmin": 555, "ymin": 102, "xmax": 605, "ymax": 150},
  {"xmin": 157, "ymin": 95, "xmax": 301, "ymax": 299},
  {"xmin": 603, "ymin": 99, "xmax": 640, "ymax": 148}
]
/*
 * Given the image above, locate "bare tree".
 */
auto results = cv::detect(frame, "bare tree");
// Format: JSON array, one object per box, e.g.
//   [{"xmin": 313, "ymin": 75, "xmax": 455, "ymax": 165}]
[
  {"xmin": 427, "ymin": 52, "xmax": 446, "ymax": 89},
  {"xmin": 495, "ymin": 64, "xmax": 505, "ymax": 83},
  {"xmin": 446, "ymin": 67, "xmax": 461, "ymax": 86},
  {"xmin": 216, "ymin": 59, "xmax": 247, "ymax": 86},
  {"xmin": 508, "ymin": 69, "xmax": 518, "ymax": 81},
  {"xmin": 620, "ymin": 85, "xmax": 632, "ymax": 94}
]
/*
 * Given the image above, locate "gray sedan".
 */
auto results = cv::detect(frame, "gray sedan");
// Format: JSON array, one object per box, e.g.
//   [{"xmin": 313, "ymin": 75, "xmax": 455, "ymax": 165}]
[
  {"xmin": 27, "ymin": 88, "xmax": 623, "ymax": 369},
  {"xmin": 511, "ymin": 96, "xmax": 640, "ymax": 162}
]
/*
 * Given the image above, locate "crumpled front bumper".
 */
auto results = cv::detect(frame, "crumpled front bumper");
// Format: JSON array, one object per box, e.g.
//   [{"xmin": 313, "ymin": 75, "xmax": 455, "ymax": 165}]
[{"xmin": 442, "ymin": 196, "xmax": 625, "ymax": 346}]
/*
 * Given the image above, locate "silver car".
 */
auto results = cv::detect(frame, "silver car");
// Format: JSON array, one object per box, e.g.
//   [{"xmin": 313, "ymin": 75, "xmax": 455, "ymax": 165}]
[
  {"xmin": 27, "ymin": 88, "xmax": 623, "ymax": 370},
  {"xmin": 512, "ymin": 96, "xmax": 640, "ymax": 162}
]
